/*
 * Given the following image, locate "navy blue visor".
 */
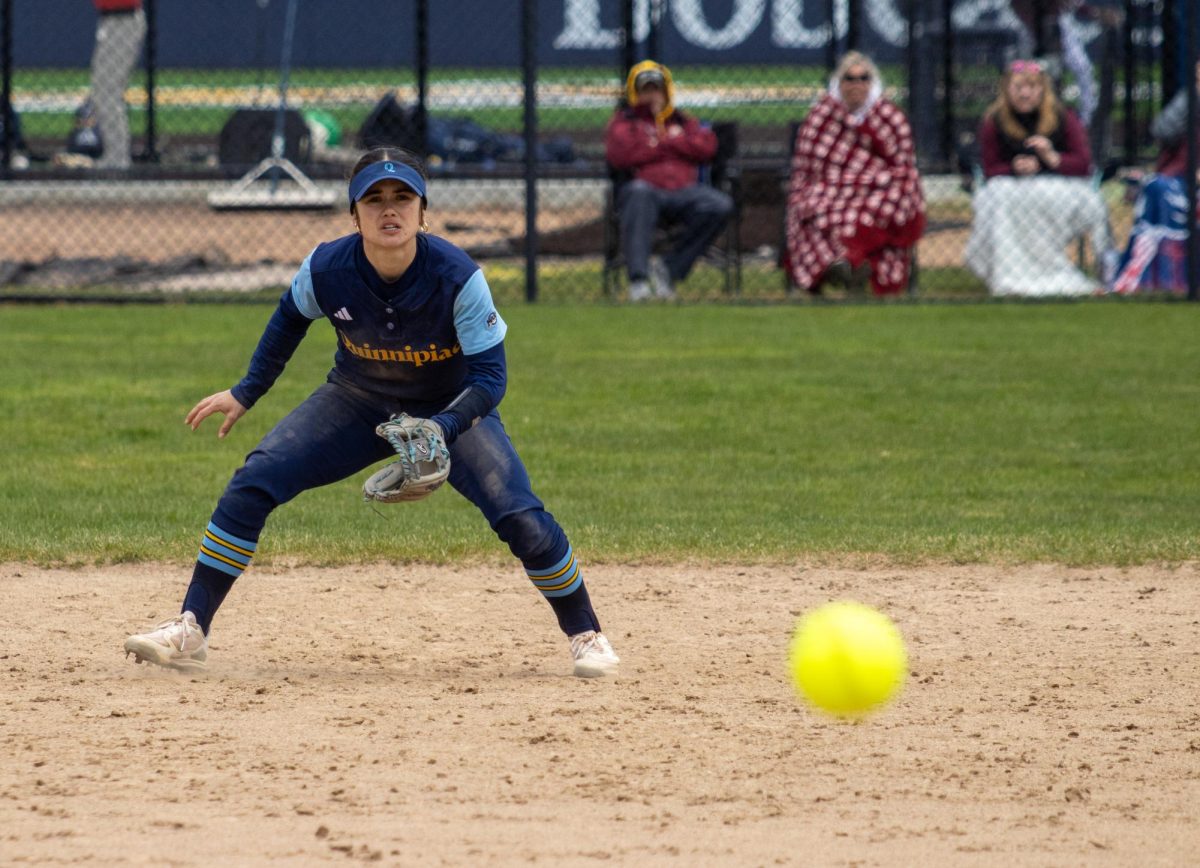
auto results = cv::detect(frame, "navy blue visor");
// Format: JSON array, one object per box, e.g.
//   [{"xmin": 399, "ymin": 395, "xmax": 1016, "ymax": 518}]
[{"xmin": 348, "ymin": 161, "xmax": 427, "ymax": 206}]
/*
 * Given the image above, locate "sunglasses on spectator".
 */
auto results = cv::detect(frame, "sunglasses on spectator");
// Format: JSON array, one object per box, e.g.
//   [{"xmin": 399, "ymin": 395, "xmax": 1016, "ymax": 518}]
[{"xmin": 842, "ymin": 73, "xmax": 871, "ymax": 83}]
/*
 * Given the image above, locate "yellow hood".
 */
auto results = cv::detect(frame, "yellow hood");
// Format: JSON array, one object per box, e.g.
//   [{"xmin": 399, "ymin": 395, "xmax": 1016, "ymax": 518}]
[{"xmin": 624, "ymin": 60, "xmax": 675, "ymax": 126}]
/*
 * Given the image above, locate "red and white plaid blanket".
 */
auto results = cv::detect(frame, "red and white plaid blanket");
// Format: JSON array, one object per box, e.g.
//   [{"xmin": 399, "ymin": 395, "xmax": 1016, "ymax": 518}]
[{"xmin": 785, "ymin": 95, "xmax": 926, "ymax": 295}]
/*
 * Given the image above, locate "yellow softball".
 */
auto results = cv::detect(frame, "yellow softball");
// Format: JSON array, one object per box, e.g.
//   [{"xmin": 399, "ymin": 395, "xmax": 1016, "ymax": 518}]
[{"xmin": 789, "ymin": 600, "xmax": 907, "ymax": 718}]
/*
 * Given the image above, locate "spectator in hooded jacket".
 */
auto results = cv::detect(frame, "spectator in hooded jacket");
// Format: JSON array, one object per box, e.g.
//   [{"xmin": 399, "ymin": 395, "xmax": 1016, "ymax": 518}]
[{"xmin": 604, "ymin": 61, "xmax": 733, "ymax": 301}]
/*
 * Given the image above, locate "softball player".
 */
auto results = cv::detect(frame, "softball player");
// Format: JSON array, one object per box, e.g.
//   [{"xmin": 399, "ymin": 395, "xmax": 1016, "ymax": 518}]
[{"xmin": 124, "ymin": 148, "xmax": 619, "ymax": 678}]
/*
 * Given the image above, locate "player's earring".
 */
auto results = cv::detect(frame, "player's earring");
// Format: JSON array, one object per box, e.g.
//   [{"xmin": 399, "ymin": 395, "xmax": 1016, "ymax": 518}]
[{"xmin": 420, "ymin": 219, "xmax": 429, "ymax": 233}]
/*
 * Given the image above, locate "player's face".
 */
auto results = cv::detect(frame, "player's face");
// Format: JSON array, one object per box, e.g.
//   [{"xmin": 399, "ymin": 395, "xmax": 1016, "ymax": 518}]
[
  {"xmin": 839, "ymin": 65, "xmax": 872, "ymax": 112},
  {"xmin": 354, "ymin": 179, "xmax": 424, "ymax": 252},
  {"xmin": 1006, "ymin": 74, "xmax": 1044, "ymax": 113}
]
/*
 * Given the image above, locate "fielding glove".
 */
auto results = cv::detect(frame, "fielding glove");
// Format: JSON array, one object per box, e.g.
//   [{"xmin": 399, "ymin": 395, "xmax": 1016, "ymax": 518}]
[{"xmin": 362, "ymin": 413, "xmax": 451, "ymax": 504}]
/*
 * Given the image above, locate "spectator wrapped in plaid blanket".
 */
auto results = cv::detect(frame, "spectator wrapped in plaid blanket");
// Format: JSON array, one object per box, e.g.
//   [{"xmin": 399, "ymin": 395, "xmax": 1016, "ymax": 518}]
[{"xmin": 784, "ymin": 52, "xmax": 926, "ymax": 296}]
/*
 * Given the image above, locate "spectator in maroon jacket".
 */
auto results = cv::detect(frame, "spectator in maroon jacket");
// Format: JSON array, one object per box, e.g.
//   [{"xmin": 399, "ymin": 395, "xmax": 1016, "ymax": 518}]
[
  {"xmin": 965, "ymin": 59, "xmax": 1112, "ymax": 296},
  {"xmin": 604, "ymin": 61, "xmax": 733, "ymax": 301},
  {"xmin": 89, "ymin": 0, "xmax": 146, "ymax": 170}
]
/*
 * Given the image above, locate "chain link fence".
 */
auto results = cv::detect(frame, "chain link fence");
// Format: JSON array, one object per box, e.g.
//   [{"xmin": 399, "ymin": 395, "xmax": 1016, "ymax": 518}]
[{"xmin": 0, "ymin": 0, "xmax": 1195, "ymax": 302}]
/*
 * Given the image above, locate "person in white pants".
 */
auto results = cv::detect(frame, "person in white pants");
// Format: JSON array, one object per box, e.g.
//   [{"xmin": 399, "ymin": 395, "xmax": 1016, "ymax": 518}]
[{"xmin": 89, "ymin": 0, "xmax": 146, "ymax": 170}]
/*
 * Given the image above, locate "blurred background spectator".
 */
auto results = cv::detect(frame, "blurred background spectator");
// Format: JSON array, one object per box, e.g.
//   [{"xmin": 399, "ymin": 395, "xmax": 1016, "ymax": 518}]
[
  {"xmin": 89, "ymin": 0, "xmax": 146, "ymax": 170},
  {"xmin": 1111, "ymin": 61, "xmax": 1200, "ymax": 294},
  {"xmin": 604, "ymin": 61, "xmax": 733, "ymax": 302},
  {"xmin": 965, "ymin": 59, "xmax": 1112, "ymax": 296},
  {"xmin": 784, "ymin": 52, "xmax": 925, "ymax": 297}
]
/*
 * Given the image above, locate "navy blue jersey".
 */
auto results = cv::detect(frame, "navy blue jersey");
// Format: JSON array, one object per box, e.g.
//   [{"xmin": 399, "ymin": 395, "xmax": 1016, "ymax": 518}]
[
  {"xmin": 290, "ymin": 233, "xmax": 506, "ymax": 402},
  {"xmin": 231, "ymin": 232, "xmax": 507, "ymax": 414},
  {"xmin": 190, "ymin": 232, "xmax": 601, "ymax": 646}
]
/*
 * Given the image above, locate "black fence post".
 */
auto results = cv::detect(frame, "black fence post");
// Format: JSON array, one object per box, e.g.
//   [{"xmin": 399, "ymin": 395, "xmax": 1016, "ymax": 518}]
[
  {"xmin": 1186, "ymin": 0, "xmax": 1198, "ymax": 301},
  {"xmin": 647, "ymin": 0, "xmax": 663, "ymax": 62},
  {"xmin": 522, "ymin": 0, "xmax": 538, "ymax": 303},
  {"xmin": 140, "ymin": 0, "xmax": 158, "ymax": 162},
  {"xmin": 941, "ymin": 0, "xmax": 954, "ymax": 166},
  {"xmin": 1032, "ymin": 0, "xmax": 1047, "ymax": 57},
  {"xmin": 908, "ymin": 0, "xmax": 941, "ymax": 171},
  {"xmin": 905, "ymin": 0, "xmax": 918, "ymax": 116},
  {"xmin": 1162, "ymin": 0, "xmax": 1178, "ymax": 102},
  {"xmin": 415, "ymin": 0, "xmax": 428, "ymax": 158},
  {"xmin": 621, "ymin": 0, "xmax": 634, "ymax": 84},
  {"xmin": 1093, "ymin": 13, "xmax": 1118, "ymax": 165},
  {"xmin": 1122, "ymin": 0, "xmax": 1135, "ymax": 165},
  {"xmin": 847, "ymin": 0, "xmax": 860, "ymax": 52},
  {"xmin": 1, "ymin": 0, "xmax": 11, "ymax": 174},
  {"xmin": 825, "ymin": 0, "xmax": 837, "ymax": 71}
]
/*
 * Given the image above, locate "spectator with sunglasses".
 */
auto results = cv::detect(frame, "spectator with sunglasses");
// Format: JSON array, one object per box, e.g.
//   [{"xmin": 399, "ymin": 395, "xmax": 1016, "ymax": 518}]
[
  {"xmin": 965, "ymin": 59, "xmax": 1111, "ymax": 296},
  {"xmin": 784, "ymin": 51, "xmax": 926, "ymax": 296}
]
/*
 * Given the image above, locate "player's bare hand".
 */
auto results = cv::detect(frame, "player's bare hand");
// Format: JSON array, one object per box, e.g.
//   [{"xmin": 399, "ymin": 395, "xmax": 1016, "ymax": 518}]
[{"xmin": 186, "ymin": 390, "xmax": 247, "ymax": 439}]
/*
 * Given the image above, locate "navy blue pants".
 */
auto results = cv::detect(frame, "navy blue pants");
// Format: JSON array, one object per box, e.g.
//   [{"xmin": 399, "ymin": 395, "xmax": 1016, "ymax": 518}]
[
  {"xmin": 189, "ymin": 379, "xmax": 599, "ymax": 636},
  {"xmin": 214, "ymin": 381, "xmax": 544, "ymax": 539}
]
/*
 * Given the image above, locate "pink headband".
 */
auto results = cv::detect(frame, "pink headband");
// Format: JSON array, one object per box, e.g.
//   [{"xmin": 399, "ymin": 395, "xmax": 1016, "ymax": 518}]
[{"xmin": 1008, "ymin": 60, "xmax": 1042, "ymax": 75}]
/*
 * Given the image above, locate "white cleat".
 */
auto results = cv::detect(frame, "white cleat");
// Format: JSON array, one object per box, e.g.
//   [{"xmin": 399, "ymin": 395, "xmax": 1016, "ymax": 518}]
[
  {"xmin": 569, "ymin": 630, "xmax": 619, "ymax": 678},
  {"xmin": 124, "ymin": 611, "xmax": 208, "ymax": 671}
]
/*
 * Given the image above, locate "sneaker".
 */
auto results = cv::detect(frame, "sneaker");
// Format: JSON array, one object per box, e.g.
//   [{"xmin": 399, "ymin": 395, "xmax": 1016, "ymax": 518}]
[
  {"xmin": 124, "ymin": 611, "xmax": 208, "ymax": 671},
  {"xmin": 649, "ymin": 258, "xmax": 676, "ymax": 299},
  {"xmin": 627, "ymin": 280, "xmax": 652, "ymax": 302},
  {"xmin": 569, "ymin": 630, "xmax": 619, "ymax": 678}
]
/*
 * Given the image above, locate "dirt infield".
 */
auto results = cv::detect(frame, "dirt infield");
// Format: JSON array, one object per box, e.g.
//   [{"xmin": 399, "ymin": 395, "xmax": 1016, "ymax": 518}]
[{"xmin": 3, "ymin": 561, "xmax": 1197, "ymax": 865}]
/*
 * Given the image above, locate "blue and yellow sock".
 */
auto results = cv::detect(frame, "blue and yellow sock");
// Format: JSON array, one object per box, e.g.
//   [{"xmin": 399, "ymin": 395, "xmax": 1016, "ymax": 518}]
[
  {"xmin": 525, "ymin": 543, "xmax": 600, "ymax": 636},
  {"xmin": 197, "ymin": 520, "xmax": 257, "ymax": 578},
  {"xmin": 182, "ymin": 521, "xmax": 257, "ymax": 634}
]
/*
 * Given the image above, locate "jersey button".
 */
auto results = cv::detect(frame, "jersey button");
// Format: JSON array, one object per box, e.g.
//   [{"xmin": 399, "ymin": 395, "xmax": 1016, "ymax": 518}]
[
  {"xmin": 386, "ymin": 323, "xmax": 395, "ymax": 330},
  {"xmin": 385, "ymin": 308, "xmax": 394, "ymax": 314}
]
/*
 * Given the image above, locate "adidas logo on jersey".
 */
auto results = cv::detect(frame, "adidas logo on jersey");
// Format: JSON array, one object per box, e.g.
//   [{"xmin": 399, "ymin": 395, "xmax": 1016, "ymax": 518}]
[{"xmin": 333, "ymin": 307, "xmax": 353, "ymax": 321}]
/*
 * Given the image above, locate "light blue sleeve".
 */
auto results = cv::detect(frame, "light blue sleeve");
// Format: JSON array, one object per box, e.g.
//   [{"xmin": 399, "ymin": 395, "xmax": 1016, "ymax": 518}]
[
  {"xmin": 454, "ymin": 269, "xmax": 507, "ymax": 355},
  {"xmin": 288, "ymin": 252, "xmax": 323, "ymax": 320}
]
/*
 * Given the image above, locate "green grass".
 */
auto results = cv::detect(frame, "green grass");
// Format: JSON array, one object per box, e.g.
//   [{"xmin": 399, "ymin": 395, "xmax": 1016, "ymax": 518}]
[
  {"xmin": 0, "ymin": 260, "xmax": 989, "ymax": 305},
  {"xmin": 14, "ymin": 64, "xmax": 831, "ymax": 141},
  {"xmin": 12, "ymin": 63, "xmax": 1159, "ymax": 143},
  {"xmin": 1, "ymin": 301, "xmax": 1196, "ymax": 567}
]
